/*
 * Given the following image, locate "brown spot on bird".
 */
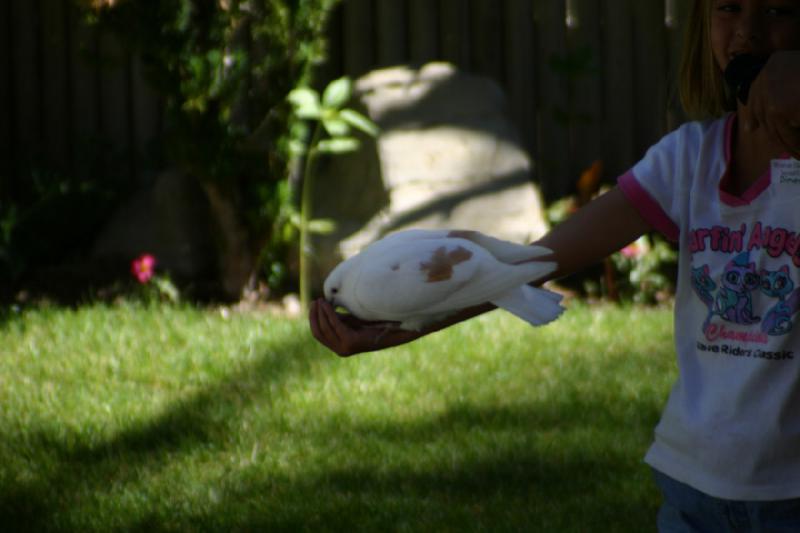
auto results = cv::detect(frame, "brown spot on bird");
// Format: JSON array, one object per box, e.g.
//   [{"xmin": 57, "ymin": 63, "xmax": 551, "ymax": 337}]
[{"xmin": 419, "ymin": 246, "xmax": 473, "ymax": 282}]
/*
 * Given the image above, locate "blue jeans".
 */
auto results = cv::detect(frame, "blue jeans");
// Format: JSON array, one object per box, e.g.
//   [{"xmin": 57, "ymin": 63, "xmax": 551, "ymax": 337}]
[{"xmin": 653, "ymin": 469, "xmax": 800, "ymax": 532}]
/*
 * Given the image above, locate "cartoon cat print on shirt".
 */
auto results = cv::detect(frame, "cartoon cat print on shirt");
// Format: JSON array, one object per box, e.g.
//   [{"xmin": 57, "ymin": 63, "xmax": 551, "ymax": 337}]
[
  {"xmin": 692, "ymin": 265, "xmax": 717, "ymax": 307},
  {"xmin": 692, "ymin": 255, "xmax": 800, "ymax": 336},
  {"xmin": 713, "ymin": 252, "xmax": 761, "ymax": 325},
  {"xmin": 692, "ymin": 265, "xmax": 718, "ymax": 332},
  {"xmin": 760, "ymin": 266, "xmax": 800, "ymax": 336}
]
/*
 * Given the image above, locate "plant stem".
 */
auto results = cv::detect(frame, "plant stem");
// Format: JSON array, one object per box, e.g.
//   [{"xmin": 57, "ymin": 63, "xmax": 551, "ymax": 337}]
[{"xmin": 299, "ymin": 123, "xmax": 323, "ymax": 313}]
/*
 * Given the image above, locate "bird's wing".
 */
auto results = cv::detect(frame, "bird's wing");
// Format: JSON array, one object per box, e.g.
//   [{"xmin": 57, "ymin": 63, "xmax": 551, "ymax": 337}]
[
  {"xmin": 444, "ymin": 230, "xmax": 552, "ymax": 264},
  {"xmin": 364, "ymin": 229, "xmax": 551, "ymax": 264},
  {"xmin": 350, "ymin": 238, "xmax": 482, "ymax": 319},
  {"xmin": 423, "ymin": 255, "xmax": 557, "ymax": 314}
]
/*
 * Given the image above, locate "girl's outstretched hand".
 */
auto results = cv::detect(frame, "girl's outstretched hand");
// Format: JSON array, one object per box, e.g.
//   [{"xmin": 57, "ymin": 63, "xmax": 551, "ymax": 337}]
[
  {"xmin": 309, "ymin": 299, "xmax": 423, "ymax": 357},
  {"xmin": 745, "ymin": 50, "xmax": 800, "ymax": 159}
]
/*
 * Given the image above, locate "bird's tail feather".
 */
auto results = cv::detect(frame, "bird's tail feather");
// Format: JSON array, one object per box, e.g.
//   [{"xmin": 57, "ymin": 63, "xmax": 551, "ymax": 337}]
[{"xmin": 491, "ymin": 285, "xmax": 565, "ymax": 326}]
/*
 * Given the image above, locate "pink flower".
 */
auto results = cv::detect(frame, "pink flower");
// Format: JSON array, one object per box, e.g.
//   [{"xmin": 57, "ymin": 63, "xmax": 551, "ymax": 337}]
[{"xmin": 131, "ymin": 254, "xmax": 157, "ymax": 284}]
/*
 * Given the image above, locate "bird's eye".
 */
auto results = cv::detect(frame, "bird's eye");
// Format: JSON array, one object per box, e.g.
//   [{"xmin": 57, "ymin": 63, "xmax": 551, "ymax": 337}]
[{"xmin": 331, "ymin": 288, "xmax": 338, "ymax": 294}]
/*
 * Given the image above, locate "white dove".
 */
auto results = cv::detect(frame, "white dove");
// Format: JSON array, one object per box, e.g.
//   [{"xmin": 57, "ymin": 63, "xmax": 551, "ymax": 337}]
[{"xmin": 323, "ymin": 229, "xmax": 564, "ymax": 331}]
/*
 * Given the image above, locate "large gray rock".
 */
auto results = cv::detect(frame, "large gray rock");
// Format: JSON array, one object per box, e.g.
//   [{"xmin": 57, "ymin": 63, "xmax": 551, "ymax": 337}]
[
  {"xmin": 311, "ymin": 62, "xmax": 548, "ymax": 286},
  {"xmin": 92, "ymin": 172, "xmax": 259, "ymax": 300},
  {"xmin": 92, "ymin": 171, "xmax": 218, "ymax": 283}
]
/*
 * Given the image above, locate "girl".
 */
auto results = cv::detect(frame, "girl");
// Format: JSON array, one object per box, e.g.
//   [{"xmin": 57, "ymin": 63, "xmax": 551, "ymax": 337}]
[{"xmin": 310, "ymin": 0, "xmax": 800, "ymax": 529}]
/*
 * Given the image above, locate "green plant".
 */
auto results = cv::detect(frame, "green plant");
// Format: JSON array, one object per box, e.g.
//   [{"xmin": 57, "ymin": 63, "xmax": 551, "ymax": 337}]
[
  {"xmin": 0, "ymin": 157, "xmax": 130, "ymax": 294},
  {"xmin": 130, "ymin": 253, "xmax": 181, "ymax": 303},
  {"xmin": 78, "ymin": 0, "xmax": 342, "ymax": 298},
  {"xmin": 611, "ymin": 235, "xmax": 678, "ymax": 304},
  {"xmin": 288, "ymin": 76, "xmax": 378, "ymax": 312}
]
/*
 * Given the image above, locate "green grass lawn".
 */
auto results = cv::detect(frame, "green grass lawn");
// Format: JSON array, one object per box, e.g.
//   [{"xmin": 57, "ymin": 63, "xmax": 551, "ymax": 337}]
[{"xmin": 0, "ymin": 301, "xmax": 676, "ymax": 532}]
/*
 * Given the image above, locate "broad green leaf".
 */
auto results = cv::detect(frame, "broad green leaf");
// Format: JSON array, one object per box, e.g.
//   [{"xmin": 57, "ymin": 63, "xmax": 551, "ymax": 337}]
[
  {"xmin": 318, "ymin": 137, "xmax": 360, "ymax": 153},
  {"xmin": 288, "ymin": 88, "xmax": 321, "ymax": 119},
  {"xmin": 322, "ymin": 77, "xmax": 352, "ymax": 109},
  {"xmin": 308, "ymin": 218, "xmax": 337, "ymax": 235},
  {"xmin": 322, "ymin": 117, "xmax": 350, "ymax": 137},
  {"xmin": 288, "ymin": 139, "xmax": 307, "ymax": 156},
  {"xmin": 340, "ymin": 109, "xmax": 379, "ymax": 137}
]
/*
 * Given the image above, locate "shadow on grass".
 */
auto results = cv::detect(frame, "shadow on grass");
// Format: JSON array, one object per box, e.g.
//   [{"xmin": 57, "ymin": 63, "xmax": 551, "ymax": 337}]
[
  {"xmin": 0, "ymin": 329, "xmax": 326, "ymax": 532},
  {"xmin": 0, "ymin": 337, "xmax": 666, "ymax": 532},
  {"xmin": 183, "ymin": 397, "xmax": 665, "ymax": 532}
]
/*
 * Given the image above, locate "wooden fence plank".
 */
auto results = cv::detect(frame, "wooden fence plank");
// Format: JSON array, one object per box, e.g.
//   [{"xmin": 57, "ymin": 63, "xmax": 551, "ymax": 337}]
[
  {"xmin": 69, "ymin": 8, "xmax": 101, "ymax": 172},
  {"xmin": 342, "ymin": 0, "xmax": 375, "ymax": 77},
  {"xmin": 313, "ymin": 5, "xmax": 343, "ymax": 91},
  {"xmin": 131, "ymin": 55, "xmax": 162, "ymax": 181},
  {"xmin": 632, "ymin": 0, "xmax": 668, "ymax": 158},
  {"xmin": 408, "ymin": 0, "xmax": 439, "ymax": 65},
  {"xmin": 600, "ymin": 0, "xmax": 636, "ymax": 180},
  {"xmin": 439, "ymin": 0, "xmax": 471, "ymax": 69},
  {"xmin": 375, "ymin": 0, "xmax": 407, "ymax": 67},
  {"xmin": 504, "ymin": 0, "xmax": 537, "ymax": 160},
  {"xmin": 470, "ymin": 0, "xmax": 505, "ymax": 86},
  {"xmin": 567, "ymin": 0, "xmax": 604, "ymax": 187},
  {"xmin": 13, "ymin": 0, "xmax": 42, "ymax": 160},
  {"xmin": 667, "ymin": 0, "xmax": 690, "ymax": 129},
  {"xmin": 533, "ymin": 0, "xmax": 570, "ymax": 199},
  {"xmin": 98, "ymin": 30, "xmax": 132, "ymax": 181},
  {"xmin": 41, "ymin": 0, "xmax": 72, "ymax": 175},
  {"xmin": 1, "ymin": 0, "xmax": 16, "ymax": 188}
]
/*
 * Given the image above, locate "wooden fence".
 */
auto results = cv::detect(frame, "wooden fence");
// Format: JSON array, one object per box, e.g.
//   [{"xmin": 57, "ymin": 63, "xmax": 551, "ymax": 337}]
[
  {"xmin": 1, "ymin": 0, "xmax": 162, "ymax": 197},
  {"xmin": 2, "ymin": 0, "xmax": 690, "ymax": 202}
]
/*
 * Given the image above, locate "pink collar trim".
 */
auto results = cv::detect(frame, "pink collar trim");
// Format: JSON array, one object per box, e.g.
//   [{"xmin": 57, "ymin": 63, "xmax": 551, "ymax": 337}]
[{"xmin": 719, "ymin": 113, "xmax": 791, "ymax": 207}]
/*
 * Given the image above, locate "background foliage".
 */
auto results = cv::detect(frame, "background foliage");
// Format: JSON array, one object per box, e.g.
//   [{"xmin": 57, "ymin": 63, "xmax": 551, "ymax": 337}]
[
  {"xmin": 87, "ymin": 0, "xmax": 342, "ymax": 295},
  {"xmin": 2, "ymin": 0, "xmax": 342, "ymax": 300}
]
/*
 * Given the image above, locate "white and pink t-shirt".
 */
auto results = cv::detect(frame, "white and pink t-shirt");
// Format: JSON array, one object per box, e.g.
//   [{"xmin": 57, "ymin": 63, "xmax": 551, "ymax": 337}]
[{"xmin": 619, "ymin": 113, "xmax": 800, "ymax": 500}]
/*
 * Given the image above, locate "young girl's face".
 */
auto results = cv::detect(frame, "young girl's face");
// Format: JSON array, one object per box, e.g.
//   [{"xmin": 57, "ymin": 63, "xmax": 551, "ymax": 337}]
[{"xmin": 710, "ymin": 0, "xmax": 800, "ymax": 72}]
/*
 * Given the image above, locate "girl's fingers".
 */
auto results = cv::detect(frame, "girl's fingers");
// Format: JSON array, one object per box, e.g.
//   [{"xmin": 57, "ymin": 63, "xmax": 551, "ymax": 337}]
[
  {"xmin": 312, "ymin": 299, "xmax": 342, "ymax": 346},
  {"xmin": 309, "ymin": 300, "xmax": 322, "ymax": 339},
  {"xmin": 309, "ymin": 299, "xmax": 330, "ymax": 343},
  {"xmin": 320, "ymin": 299, "xmax": 348, "ymax": 338},
  {"xmin": 318, "ymin": 299, "xmax": 361, "ymax": 356}
]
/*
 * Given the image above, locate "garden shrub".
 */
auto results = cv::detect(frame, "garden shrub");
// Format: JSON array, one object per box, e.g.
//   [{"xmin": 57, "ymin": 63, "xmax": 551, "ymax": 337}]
[{"xmin": 2, "ymin": 0, "xmax": 341, "ymax": 301}]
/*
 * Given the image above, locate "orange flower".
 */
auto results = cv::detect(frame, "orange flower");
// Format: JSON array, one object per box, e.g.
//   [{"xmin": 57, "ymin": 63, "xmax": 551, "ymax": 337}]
[{"xmin": 576, "ymin": 160, "xmax": 604, "ymax": 204}]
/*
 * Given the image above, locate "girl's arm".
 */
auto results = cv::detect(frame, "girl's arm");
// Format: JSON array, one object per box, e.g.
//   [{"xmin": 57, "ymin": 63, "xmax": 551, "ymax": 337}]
[
  {"xmin": 309, "ymin": 186, "xmax": 653, "ymax": 356},
  {"xmin": 533, "ymin": 186, "xmax": 653, "ymax": 278}
]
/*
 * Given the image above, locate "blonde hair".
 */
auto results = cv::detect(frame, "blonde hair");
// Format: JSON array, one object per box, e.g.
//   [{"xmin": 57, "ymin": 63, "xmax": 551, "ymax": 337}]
[{"xmin": 679, "ymin": 0, "xmax": 736, "ymax": 119}]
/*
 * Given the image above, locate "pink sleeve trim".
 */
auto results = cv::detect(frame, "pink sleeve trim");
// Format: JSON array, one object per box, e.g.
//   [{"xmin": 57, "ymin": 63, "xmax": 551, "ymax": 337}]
[{"xmin": 618, "ymin": 171, "xmax": 680, "ymax": 242}]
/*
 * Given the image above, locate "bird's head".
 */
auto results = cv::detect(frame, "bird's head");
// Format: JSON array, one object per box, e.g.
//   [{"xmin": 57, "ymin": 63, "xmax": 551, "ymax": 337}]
[{"xmin": 323, "ymin": 258, "xmax": 354, "ymax": 311}]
